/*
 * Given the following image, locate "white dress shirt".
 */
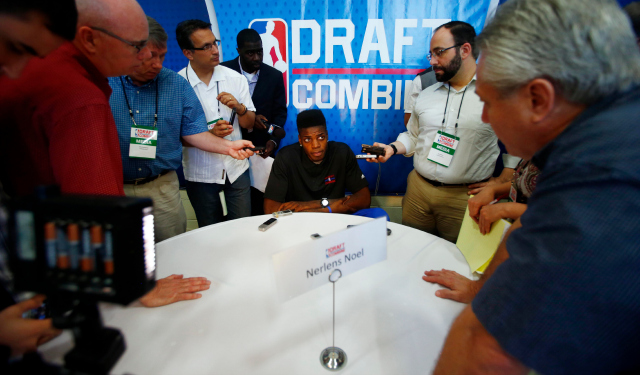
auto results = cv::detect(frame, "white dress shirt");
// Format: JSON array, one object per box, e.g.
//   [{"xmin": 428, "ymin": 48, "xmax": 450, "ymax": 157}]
[
  {"xmin": 397, "ymin": 76, "xmax": 499, "ymax": 184},
  {"xmin": 404, "ymin": 75, "xmax": 423, "ymax": 114},
  {"xmin": 178, "ymin": 63, "xmax": 256, "ymax": 184},
  {"xmin": 239, "ymin": 60, "xmax": 260, "ymax": 97}
]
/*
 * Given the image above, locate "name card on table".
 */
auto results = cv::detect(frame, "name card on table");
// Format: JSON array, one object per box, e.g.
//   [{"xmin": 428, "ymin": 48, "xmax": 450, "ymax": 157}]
[{"xmin": 272, "ymin": 217, "xmax": 387, "ymax": 301}]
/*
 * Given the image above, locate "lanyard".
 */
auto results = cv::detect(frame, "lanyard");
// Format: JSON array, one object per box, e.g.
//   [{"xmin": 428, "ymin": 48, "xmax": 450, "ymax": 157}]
[
  {"xmin": 120, "ymin": 77, "xmax": 158, "ymax": 128},
  {"xmin": 186, "ymin": 66, "xmax": 220, "ymax": 114},
  {"xmin": 440, "ymin": 83, "xmax": 468, "ymax": 136}
]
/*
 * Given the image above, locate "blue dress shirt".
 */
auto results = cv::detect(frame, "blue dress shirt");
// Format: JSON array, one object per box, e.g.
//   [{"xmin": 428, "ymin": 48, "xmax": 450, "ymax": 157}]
[
  {"xmin": 108, "ymin": 67, "xmax": 208, "ymax": 180},
  {"xmin": 473, "ymin": 86, "xmax": 640, "ymax": 375}
]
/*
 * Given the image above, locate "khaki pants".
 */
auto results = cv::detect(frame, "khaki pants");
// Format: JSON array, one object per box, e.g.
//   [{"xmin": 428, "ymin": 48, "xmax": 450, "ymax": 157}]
[
  {"xmin": 402, "ymin": 169, "xmax": 470, "ymax": 243},
  {"xmin": 123, "ymin": 170, "xmax": 187, "ymax": 243}
]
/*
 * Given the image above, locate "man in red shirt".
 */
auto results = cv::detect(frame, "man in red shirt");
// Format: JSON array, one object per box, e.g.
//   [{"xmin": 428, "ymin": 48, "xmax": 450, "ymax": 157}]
[
  {"xmin": 0, "ymin": 0, "xmax": 252, "ymax": 198},
  {"xmin": 0, "ymin": 0, "xmax": 149, "ymax": 197}
]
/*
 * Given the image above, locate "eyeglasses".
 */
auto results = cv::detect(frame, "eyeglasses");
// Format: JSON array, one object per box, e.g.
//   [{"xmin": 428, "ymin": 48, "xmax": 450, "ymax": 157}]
[
  {"xmin": 426, "ymin": 44, "xmax": 463, "ymax": 61},
  {"xmin": 191, "ymin": 40, "xmax": 222, "ymax": 51},
  {"xmin": 90, "ymin": 26, "xmax": 148, "ymax": 54}
]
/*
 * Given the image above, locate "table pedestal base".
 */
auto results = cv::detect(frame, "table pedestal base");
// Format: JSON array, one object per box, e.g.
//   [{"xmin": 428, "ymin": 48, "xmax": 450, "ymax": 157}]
[{"xmin": 320, "ymin": 347, "xmax": 347, "ymax": 371}]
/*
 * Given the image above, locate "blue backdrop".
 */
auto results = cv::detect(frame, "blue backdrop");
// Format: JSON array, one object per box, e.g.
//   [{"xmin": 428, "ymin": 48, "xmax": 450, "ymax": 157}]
[{"xmin": 137, "ymin": 0, "xmax": 634, "ymax": 194}]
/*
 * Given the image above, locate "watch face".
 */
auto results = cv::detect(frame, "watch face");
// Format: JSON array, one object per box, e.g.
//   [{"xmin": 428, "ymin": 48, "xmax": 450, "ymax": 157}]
[{"xmin": 321, "ymin": 198, "xmax": 329, "ymax": 207}]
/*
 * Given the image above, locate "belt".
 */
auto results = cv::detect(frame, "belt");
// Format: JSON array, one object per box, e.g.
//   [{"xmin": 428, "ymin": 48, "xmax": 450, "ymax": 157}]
[
  {"xmin": 418, "ymin": 173, "xmax": 489, "ymax": 187},
  {"xmin": 124, "ymin": 170, "xmax": 171, "ymax": 186}
]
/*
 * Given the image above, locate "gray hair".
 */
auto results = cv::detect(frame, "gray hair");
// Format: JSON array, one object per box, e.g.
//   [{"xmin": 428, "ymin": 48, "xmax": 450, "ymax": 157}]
[
  {"xmin": 478, "ymin": 0, "xmax": 640, "ymax": 104},
  {"xmin": 147, "ymin": 16, "xmax": 167, "ymax": 48}
]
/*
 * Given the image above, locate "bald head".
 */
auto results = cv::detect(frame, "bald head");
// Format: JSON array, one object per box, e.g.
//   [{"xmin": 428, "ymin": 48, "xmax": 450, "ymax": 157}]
[
  {"xmin": 73, "ymin": 0, "xmax": 150, "ymax": 77},
  {"xmin": 75, "ymin": 0, "xmax": 146, "ymax": 36}
]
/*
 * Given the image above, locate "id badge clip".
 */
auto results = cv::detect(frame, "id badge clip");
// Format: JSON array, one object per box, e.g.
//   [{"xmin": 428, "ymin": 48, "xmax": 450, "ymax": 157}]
[
  {"xmin": 508, "ymin": 184, "xmax": 517, "ymax": 203},
  {"xmin": 129, "ymin": 125, "xmax": 158, "ymax": 160},
  {"xmin": 427, "ymin": 130, "xmax": 460, "ymax": 167}
]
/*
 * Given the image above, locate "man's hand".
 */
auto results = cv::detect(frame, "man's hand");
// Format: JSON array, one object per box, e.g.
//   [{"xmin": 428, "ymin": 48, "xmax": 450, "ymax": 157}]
[
  {"xmin": 478, "ymin": 204, "xmax": 505, "ymax": 235},
  {"xmin": 139, "ymin": 275, "xmax": 211, "ymax": 308},
  {"xmin": 254, "ymin": 114, "xmax": 268, "ymax": 131},
  {"xmin": 210, "ymin": 119, "xmax": 234, "ymax": 138},
  {"xmin": 228, "ymin": 140, "xmax": 255, "ymax": 160},
  {"xmin": 0, "ymin": 295, "xmax": 62, "ymax": 356},
  {"xmin": 467, "ymin": 176, "xmax": 504, "ymax": 195},
  {"xmin": 468, "ymin": 186, "xmax": 495, "ymax": 224},
  {"xmin": 366, "ymin": 142, "xmax": 394, "ymax": 163},
  {"xmin": 467, "ymin": 181, "xmax": 490, "ymax": 195},
  {"xmin": 217, "ymin": 91, "xmax": 242, "ymax": 113},
  {"xmin": 468, "ymin": 168, "xmax": 515, "ymax": 195},
  {"xmin": 422, "ymin": 269, "xmax": 479, "ymax": 304},
  {"xmin": 262, "ymin": 140, "xmax": 276, "ymax": 159},
  {"xmin": 278, "ymin": 200, "xmax": 315, "ymax": 212},
  {"xmin": 467, "ymin": 176, "xmax": 505, "ymax": 195}
]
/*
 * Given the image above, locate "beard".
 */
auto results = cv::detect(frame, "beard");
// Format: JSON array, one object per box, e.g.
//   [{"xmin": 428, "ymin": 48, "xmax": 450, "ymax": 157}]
[{"xmin": 433, "ymin": 49, "xmax": 462, "ymax": 82}]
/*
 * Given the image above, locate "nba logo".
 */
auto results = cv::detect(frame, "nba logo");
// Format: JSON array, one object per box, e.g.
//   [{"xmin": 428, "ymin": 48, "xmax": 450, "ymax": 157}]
[{"xmin": 249, "ymin": 19, "xmax": 289, "ymax": 105}]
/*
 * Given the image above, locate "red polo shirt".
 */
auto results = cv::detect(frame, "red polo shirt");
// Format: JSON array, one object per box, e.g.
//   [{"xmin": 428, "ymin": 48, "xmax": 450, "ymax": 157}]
[{"xmin": 0, "ymin": 42, "xmax": 124, "ymax": 197}]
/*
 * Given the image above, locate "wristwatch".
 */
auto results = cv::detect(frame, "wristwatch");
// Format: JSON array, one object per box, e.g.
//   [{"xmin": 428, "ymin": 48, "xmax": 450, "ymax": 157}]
[
  {"xmin": 390, "ymin": 143, "xmax": 398, "ymax": 155},
  {"xmin": 321, "ymin": 198, "xmax": 332, "ymax": 213}
]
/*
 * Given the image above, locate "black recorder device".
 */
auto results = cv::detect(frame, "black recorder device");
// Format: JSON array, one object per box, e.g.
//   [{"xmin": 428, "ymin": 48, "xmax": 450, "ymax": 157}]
[
  {"xmin": 361, "ymin": 144, "xmax": 386, "ymax": 156},
  {"xmin": 7, "ymin": 189, "xmax": 157, "ymax": 374}
]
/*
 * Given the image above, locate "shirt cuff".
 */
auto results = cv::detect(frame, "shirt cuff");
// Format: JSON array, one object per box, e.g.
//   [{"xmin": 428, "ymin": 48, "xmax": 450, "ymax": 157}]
[
  {"xmin": 395, "ymin": 132, "xmax": 415, "ymax": 157},
  {"xmin": 502, "ymin": 154, "xmax": 521, "ymax": 169}
]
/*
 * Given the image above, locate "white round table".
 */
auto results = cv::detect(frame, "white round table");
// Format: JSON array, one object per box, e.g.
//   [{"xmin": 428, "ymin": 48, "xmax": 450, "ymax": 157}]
[{"xmin": 42, "ymin": 213, "xmax": 472, "ymax": 374}]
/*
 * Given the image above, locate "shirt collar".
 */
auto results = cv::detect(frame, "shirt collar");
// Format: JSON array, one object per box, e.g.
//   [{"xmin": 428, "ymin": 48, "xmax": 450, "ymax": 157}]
[
  {"xmin": 123, "ymin": 69, "xmax": 162, "ymax": 88},
  {"xmin": 186, "ymin": 62, "xmax": 202, "ymax": 88},
  {"xmin": 239, "ymin": 59, "xmax": 260, "ymax": 80},
  {"xmin": 531, "ymin": 86, "xmax": 640, "ymax": 172},
  {"xmin": 434, "ymin": 74, "xmax": 477, "ymax": 92},
  {"xmin": 61, "ymin": 42, "xmax": 111, "ymax": 99}
]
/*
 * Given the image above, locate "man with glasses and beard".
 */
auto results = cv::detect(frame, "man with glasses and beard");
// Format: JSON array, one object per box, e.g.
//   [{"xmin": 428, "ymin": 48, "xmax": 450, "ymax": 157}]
[{"xmin": 369, "ymin": 21, "xmax": 505, "ymax": 243}]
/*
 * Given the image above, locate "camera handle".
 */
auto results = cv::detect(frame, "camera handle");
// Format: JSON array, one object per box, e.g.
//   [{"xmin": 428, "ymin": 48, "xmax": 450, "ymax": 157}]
[{"xmin": 53, "ymin": 299, "xmax": 126, "ymax": 375}]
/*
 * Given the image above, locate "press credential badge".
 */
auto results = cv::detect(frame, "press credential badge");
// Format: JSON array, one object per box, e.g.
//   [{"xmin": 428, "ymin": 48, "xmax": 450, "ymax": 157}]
[
  {"xmin": 129, "ymin": 125, "xmax": 158, "ymax": 159},
  {"xmin": 427, "ymin": 130, "xmax": 460, "ymax": 167}
]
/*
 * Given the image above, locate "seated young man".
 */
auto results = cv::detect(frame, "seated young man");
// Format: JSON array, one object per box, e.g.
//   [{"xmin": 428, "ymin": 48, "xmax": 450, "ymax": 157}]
[{"xmin": 264, "ymin": 109, "xmax": 371, "ymax": 214}]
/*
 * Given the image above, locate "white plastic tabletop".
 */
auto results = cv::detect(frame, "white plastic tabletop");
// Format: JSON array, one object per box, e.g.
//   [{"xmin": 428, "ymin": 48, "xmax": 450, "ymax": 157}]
[{"xmin": 42, "ymin": 213, "xmax": 472, "ymax": 375}]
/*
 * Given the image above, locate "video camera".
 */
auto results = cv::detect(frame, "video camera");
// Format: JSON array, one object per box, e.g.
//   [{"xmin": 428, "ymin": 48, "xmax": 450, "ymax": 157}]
[{"xmin": 6, "ymin": 187, "xmax": 156, "ymax": 374}]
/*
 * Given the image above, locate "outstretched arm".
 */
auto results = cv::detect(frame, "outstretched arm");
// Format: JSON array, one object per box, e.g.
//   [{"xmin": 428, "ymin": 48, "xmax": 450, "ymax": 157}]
[
  {"xmin": 182, "ymin": 132, "xmax": 254, "ymax": 160},
  {"xmin": 138, "ymin": 275, "xmax": 211, "ymax": 308},
  {"xmin": 433, "ymin": 305, "xmax": 529, "ymax": 375},
  {"xmin": 422, "ymin": 219, "xmax": 521, "ymax": 303}
]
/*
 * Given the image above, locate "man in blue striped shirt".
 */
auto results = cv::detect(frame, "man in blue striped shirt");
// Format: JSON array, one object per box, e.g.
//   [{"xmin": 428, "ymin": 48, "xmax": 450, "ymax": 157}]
[{"xmin": 109, "ymin": 17, "xmax": 253, "ymax": 242}]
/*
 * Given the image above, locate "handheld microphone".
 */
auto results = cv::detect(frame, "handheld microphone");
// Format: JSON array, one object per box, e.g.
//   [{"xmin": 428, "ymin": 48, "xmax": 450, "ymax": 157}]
[{"xmin": 230, "ymin": 108, "xmax": 237, "ymax": 125}]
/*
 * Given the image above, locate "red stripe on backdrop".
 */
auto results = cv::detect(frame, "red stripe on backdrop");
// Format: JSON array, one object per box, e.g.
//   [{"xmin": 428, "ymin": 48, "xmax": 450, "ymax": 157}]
[{"xmin": 291, "ymin": 68, "xmax": 426, "ymax": 75}]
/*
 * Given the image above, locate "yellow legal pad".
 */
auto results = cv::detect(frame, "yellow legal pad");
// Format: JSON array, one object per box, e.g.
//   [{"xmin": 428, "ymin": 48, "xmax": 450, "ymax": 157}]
[{"xmin": 456, "ymin": 204, "xmax": 511, "ymax": 274}]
